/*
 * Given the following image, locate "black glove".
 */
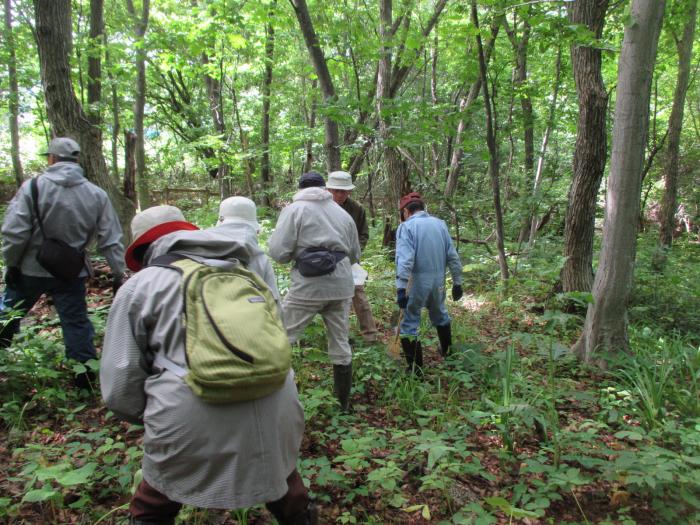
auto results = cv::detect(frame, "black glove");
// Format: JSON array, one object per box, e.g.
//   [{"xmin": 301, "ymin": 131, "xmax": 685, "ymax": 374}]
[
  {"xmin": 452, "ymin": 284, "xmax": 463, "ymax": 301},
  {"xmin": 4, "ymin": 267, "xmax": 22, "ymax": 288},
  {"xmin": 112, "ymin": 275, "xmax": 124, "ymax": 296},
  {"xmin": 397, "ymin": 288, "xmax": 408, "ymax": 309}
]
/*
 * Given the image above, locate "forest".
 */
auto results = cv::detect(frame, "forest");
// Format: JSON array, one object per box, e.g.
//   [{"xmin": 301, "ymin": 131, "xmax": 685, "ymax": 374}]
[{"xmin": 0, "ymin": 0, "xmax": 699, "ymax": 523}]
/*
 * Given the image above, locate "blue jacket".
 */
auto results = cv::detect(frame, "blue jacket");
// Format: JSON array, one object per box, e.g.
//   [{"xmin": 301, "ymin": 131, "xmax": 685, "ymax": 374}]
[{"xmin": 395, "ymin": 211, "xmax": 462, "ymax": 289}]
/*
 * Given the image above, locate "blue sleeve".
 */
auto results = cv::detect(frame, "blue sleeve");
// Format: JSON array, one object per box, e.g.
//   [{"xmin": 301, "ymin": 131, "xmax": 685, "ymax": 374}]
[
  {"xmin": 443, "ymin": 223, "xmax": 463, "ymax": 285},
  {"xmin": 395, "ymin": 223, "xmax": 415, "ymax": 289}
]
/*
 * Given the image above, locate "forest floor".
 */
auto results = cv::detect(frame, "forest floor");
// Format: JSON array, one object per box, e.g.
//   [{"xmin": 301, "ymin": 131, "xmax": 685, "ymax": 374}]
[{"xmin": 0, "ymin": 231, "xmax": 699, "ymax": 525}]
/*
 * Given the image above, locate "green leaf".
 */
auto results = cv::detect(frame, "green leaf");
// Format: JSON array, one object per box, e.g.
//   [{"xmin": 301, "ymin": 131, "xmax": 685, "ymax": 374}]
[
  {"xmin": 22, "ymin": 488, "xmax": 58, "ymax": 503},
  {"xmin": 56, "ymin": 462, "xmax": 97, "ymax": 486}
]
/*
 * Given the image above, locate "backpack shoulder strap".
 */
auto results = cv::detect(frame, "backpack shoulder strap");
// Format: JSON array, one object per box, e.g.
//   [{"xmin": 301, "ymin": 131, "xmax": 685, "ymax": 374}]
[
  {"xmin": 149, "ymin": 253, "xmax": 189, "ymax": 270},
  {"xmin": 30, "ymin": 178, "xmax": 46, "ymax": 239}
]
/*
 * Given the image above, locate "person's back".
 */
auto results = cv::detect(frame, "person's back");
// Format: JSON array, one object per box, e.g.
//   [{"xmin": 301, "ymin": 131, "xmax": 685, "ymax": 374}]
[
  {"xmin": 397, "ymin": 211, "xmax": 454, "ymax": 277},
  {"xmin": 100, "ymin": 206, "xmax": 314, "ymax": 524},
  {"xmin": 3, "ymin": 161, "xmax": 122, "ymax": 278}
]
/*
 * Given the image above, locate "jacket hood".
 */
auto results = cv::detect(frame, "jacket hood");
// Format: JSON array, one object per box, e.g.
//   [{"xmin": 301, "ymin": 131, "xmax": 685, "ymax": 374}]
[
  {"xmin": 144, "ymin": 227, "xmax": 259, "ymax": 267},
  {"xmin": 43, "ymin": 161, "xmax": 87, "ymax": 187},
  {"xmin": 293, "ymin": 187, "xmax": 332, "ymax": 202}
]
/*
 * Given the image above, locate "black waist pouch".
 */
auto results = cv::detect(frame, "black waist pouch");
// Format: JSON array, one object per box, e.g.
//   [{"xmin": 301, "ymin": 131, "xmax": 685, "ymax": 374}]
[
  {"xmin": 295, "ymin": 248, "xmax": 346, "ymax": 277},
  {"xmin": 36, "ymin": 238, "xmax": 86, "ymax": 282}
]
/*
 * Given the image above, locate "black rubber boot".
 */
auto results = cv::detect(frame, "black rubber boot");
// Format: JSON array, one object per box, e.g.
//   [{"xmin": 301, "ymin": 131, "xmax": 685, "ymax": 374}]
[
  {"xmin": 278, "ymin": 501, "xmax": 319, "ymax": 525},
  {"xmin": 74, "ymin": 370, "xmax": 96, "ymax": 391},
  {"xmin": 436, "ymin": 323, "xmax": 452, "ymax": 357},
  {"xmin": 333, "ymin": 363, "xmax": 352, "ymax": 413},
  {"xmin": 401, "ymin": 338, "xmax": 423, "ymax": 376}
]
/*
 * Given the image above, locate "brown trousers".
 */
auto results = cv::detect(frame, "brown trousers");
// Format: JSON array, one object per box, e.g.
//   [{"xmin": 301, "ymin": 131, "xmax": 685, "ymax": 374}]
[
  {"xmin": 130, "ymin": 469, "xmax": 309, "ymax": 523},
  {"xmin": 352, "ymin": 285, "xmax": 378, "ymax": 341}
]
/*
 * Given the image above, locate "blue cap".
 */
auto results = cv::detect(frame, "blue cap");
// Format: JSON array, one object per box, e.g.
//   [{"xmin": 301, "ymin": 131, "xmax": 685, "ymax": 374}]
[{"xmin": 298, "ymin": 171, "xmax": 325, "ymax": 189}]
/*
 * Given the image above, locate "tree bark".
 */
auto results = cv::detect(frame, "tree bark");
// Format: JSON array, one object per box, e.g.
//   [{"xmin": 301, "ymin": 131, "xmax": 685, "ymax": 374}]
[
  {"xmin": 561, "ymin": 0, "xmax": 610, "ymax": 293},
  {"xmin": 123, "ymin": 130, "xmax": 137, "ymax": 204},
  {"xmin": 126, "ymin": 0, "xmax": 151, "ymax": 209},
  {"xmin": 106, "ymin": 47, "xmax": 121, "ymax": 183},
  {"xmin": 289, "ymin": 0, "xmax": 341, "ymax": 171},
  {"xmin": 657, "ymin": 0, "xmax": 697, "ymax": 253},
  {"xmin": 33, "ymin": 0, "xmax": 134, "ymax": 232},
  {"xmin": 472, "ymin": 0, "xmax": 508, "ymax": 281},
  {"xmin": 261, "ymin": 1, "xmax": 276, "ymax": 205},
  {"xmin": 87, "ymin": 0, "xmax": 103, "ymax": 124},
  {"xmin": 573, "ymin": 0, "xmax": 665, "ymax": 361},
  {"xmin": 4, "ymin": 0, "xmax": 24, "ymax": 186},
  {"xmin": 303, "ymin": 78, "xmax": 318, "ymax": 173}
]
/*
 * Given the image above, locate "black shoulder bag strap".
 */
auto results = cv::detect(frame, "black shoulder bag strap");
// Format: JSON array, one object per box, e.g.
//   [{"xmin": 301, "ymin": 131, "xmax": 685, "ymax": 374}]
[{"xmin": 30, "ymin": 177, "xmax": 46, "ymax": 240}]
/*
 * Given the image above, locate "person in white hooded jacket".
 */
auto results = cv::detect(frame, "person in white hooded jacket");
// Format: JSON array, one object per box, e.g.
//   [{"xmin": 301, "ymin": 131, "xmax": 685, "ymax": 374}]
[
  {"xmin": 268, "ymin": 172, "xmax": 361, "ymax": 412},
  {"xmin": 100, "ymin": 205, "xmax": 315, "ymax": 525}
]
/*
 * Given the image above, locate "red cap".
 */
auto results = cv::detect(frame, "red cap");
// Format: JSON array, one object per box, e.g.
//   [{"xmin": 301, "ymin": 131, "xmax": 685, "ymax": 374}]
[
  {"xmin": 125, "ymin": 221, "xmax": 199, "ymax": 271},
  {"xmin": 399, "ymin": 192, "xmax": 423, "ymax": 210}
]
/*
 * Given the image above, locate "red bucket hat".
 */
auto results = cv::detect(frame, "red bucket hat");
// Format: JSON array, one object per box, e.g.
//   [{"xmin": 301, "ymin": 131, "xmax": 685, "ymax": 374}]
[
  {"xmin": 125, "ymin": 205, "xmax": 199, "ymax": 271},
  {"xmin": 399, "ymin": 192, "xmax": 423, "ymax": 211}
]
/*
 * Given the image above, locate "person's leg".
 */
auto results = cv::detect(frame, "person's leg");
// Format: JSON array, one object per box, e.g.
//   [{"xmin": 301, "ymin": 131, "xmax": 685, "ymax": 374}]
[
  {"xmin": 0, "ymin": 277, "xmax": 44, "ymax": 347},
  {"xmin": 400, "ymin": 281, "xmax": 425, "ymax": 374},
  {"xmin": 281, "ymin": 295, "xmax": 322, "ymax": 345},
  {"xmin": 352, "ymin": 285, "xmax": 378, "ymax": 342},
  {"xmin": 426, "ymin": 283, "xmax": 451, "ymax": 357},
  {"xmin": 266, "ymin": 469, "xmax": 317, "ymax": 525},
  {"xmin": 129, "ymin": 479, "xmax": 182, "ymax": 525},
  {"xmin": 321, "ymin": 299, "xmax": 353, "ymax": 411},
  {"xmin": 49, "ymin": 278, "xmax": 96, "ymax": 363}
]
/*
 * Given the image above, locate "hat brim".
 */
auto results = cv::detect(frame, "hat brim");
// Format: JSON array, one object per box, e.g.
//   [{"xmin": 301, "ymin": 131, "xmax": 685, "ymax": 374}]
[
  {"xmin": 326, "ymin": 184, "xmax": 355, "ymax": 190},
  {"xmin": 125, "ymin": 221, "xmax": 199, "ymax": 271}
]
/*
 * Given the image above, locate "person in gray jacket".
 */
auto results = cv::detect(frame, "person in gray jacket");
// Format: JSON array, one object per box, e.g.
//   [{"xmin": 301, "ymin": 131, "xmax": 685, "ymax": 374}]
[
  {"xmin": 268, "ymin": 172, "xmax": 361, "ymax": 412},
  {"xmin": 100, "ymin": 205, "xmax": 315, "ymax": 525},
  {"xmin": 1, "ymin": 137, "xmax": 126, "ymax": 389}
]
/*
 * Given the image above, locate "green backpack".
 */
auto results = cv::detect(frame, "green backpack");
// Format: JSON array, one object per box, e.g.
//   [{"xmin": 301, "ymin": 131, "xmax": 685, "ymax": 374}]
[{"xmin": 151, "ymin": 254, "xmax": 291, "ymax": 403}]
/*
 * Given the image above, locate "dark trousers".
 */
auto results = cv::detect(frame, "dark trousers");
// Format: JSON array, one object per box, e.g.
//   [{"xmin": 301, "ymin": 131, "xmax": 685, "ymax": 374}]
[
  {"xmin": 0, "ymin": 275, "xmax": 96, "ymax": 362},
  {"xmin": 130, "ymin": 470, "xmax": 309, "ymax": 523}
]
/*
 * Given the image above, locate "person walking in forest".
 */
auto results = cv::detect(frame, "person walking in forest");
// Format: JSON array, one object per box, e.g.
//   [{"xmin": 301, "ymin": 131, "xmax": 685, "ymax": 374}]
[
  {"xmin": 326, "ymin": 171, "xmax": 379, "ymax": 343},
  {"xmin": 100, "ymin": 205, "xmax": 316, "ymax": 525},
  {"xmin": 212, "ymin": 196, "xmax": 279, "ymax": 301},
  {"xmin": 0, "ymin": 137, "xmax": 126, "ymax": 390},
  {"xmin": 269, "ymin": 172, "xmax": 361, "ymax": 412},
  {"xmin": 395, "ymin": 192, "xmax": 463, "ymax": 375}
]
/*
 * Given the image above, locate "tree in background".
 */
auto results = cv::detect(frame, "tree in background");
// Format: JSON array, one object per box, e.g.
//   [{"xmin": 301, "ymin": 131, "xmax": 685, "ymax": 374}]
[{"xmin": 574, "ymin": 0, "xmax": 666, "ymax": 361}]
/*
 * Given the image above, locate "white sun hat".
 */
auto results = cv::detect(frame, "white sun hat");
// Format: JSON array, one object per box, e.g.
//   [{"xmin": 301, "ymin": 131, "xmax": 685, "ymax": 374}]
[
  {"xmin": 217, "ymin": 196, "xmax": 260, "ymax": 232},
  {"xmin": 326, "ymin": 171, "xmax": 356, "ymax": 190}
]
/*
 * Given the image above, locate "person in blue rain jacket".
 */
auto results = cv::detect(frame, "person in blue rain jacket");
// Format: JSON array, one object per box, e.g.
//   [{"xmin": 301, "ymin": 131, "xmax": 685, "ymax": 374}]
[{"xmin": 395, "ymin": 192, "xmax": 463, "ymax": 375}]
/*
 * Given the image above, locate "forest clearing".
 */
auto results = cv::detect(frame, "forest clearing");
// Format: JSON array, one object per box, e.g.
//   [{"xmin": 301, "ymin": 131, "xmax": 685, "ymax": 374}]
[{"xmin": 1, "ymin": 0, "xmax": 700, "ymax": 524}]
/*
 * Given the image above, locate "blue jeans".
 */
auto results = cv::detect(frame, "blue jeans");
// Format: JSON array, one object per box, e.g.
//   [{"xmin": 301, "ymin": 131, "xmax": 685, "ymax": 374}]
[{"xmin": 0, "ymin": 275, "xmax": 96, "ymax": 362}]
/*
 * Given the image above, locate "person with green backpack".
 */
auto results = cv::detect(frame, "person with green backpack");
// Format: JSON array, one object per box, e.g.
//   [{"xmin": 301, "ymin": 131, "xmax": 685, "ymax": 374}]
[{"xmin": 100, "ymin": 205, "xmax": 316, "ymax": 525}]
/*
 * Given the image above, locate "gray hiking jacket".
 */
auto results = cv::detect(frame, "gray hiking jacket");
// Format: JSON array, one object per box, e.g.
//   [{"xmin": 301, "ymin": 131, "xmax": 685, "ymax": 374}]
[
  {"xmin": 1, "ymin": 162, "xmax": 126, "ymax": 277},
  {"xmin": 100, "ymin": 229, "xmax": 303, "ymax": 508},
  {"xmin": 268, "ymin": 187, "xmax": 361, "ymax": 300}
]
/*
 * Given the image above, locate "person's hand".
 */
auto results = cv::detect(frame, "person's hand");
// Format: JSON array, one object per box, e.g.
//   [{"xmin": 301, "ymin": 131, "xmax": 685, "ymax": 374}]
[
  {"xmin": 4, "ymin": 267, "xmax": 22, "ymax": 288},
  {"xmin": 397, "ymin": 288, "xmax": 408, "ymax": 309},
  {"xmin": 452, "ymin": 284, "xmax": 463, "ymax": 301},
  {"xmin": 112, "ymin": 274, "xmax": 124, "ymax": 296}
]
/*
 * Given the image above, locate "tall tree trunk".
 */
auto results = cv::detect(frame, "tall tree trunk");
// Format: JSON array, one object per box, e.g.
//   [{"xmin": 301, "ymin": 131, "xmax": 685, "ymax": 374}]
[
  {"xmin": 303, "ymin": 78, "xmax": 318, "ymax": 172},
  {"xmin": 87, "ymin": 0, "xmax": 103, "ymax": 125},
  {"xmin": 472, "ymin": 0, "xmax": 508, "ymax": 281},
  {"xmin": 289, "ymin": 0, "xmax": 341, "ymax": 171},
  {"xmin": 527, "ymin": 44, "xmax": 562, "ymax": 248},
  {"xmin": 106, "ymin": 47, "xmax": 121, "ymax": 183},
  {"xmin": 444, "ymin": 18, "xmax": 501, "ymax": 197},
  {"xmin": 573, "ymin": 0, "xmax": 665, "ymax": 362},
  {"xmin": 261, "ymin": 1, "xmax": 276, "ymax": 205},
  {"xmin": 33, "ymin": 0, "xmax": 134, "ymax": 231},
  {"xmin": 202, "ymin": 51, "xmax": 231, "ymax": 199},
  {"xmin": 561, "ymin": 0, "xmax": 610, "ymax": 293},
  {"xmin": 230, "ymin": 79, "xmax": 255, "ymax": 196},
  {"xmin": 4, "ymin": 0, "xmax": 24, "ymax": 187},
  {"xmin": 123, "ymin": 130, "xmax": 137, "ymax": 204},
  {"xmin": 657, "ymin": 0, "xmax": 697, "ymax": 255},
  {"xmin": 126, "ymin": 0, "xmax": 151, "ymax": 209},
  {"xmin": 377, "ymin": 0, "xmax": 410, "ymax": 209}
]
